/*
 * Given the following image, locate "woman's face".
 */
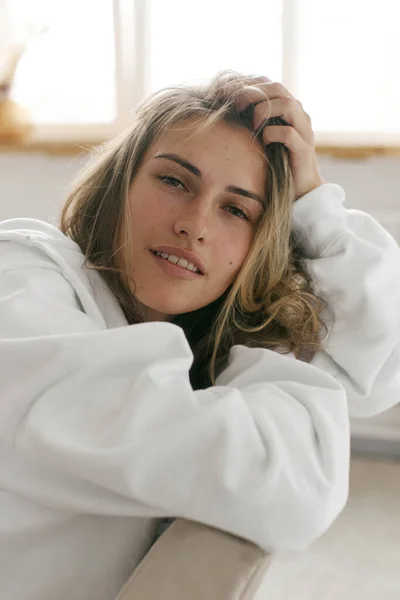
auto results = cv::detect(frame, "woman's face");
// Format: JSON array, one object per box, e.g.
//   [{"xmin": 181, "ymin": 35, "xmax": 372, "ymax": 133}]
[{"xmin": 126, "ymin": 118, "xmax": 266, "ymax": 321}]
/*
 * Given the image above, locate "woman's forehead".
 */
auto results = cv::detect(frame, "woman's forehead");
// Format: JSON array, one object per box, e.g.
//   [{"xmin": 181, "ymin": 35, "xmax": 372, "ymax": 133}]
[{"xmin": 147, "ymin": 118, "xmax": 266, "ymax": 183}]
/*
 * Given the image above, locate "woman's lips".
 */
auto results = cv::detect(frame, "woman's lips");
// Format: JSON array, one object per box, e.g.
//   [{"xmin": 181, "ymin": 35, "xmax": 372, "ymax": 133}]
[{"xmin": 150, "ymin": 251, "xmax": 203, "ymax": 280}]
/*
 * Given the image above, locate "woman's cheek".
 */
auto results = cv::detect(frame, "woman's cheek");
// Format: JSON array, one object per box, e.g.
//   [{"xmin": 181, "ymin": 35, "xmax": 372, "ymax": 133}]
[{"xmin": 225, "ymin": 256, "xmax": 243, "ymax": 282}]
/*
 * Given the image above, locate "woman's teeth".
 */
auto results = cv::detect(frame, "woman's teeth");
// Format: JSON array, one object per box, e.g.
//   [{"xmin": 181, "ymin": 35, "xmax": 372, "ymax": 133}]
[{"xmin": 153, "ymin": 251, "xmax": 201, "ymax": 274}]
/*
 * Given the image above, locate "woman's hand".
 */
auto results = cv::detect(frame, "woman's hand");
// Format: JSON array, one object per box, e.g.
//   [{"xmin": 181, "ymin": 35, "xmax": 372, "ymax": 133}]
[{"xmin": 235, "ymin": 76, "xmax": 325, "ymax": 199}]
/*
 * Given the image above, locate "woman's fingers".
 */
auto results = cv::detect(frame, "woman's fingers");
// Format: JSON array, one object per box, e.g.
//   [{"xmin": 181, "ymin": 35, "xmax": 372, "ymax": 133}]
[
  {"xmin": 253, "ymin": 96, "xmax": 313, "ymax": 145},
  {"xmin": 235, "ymin": 81, "xmax": 313, "ymax": 145},
  {"xmin": 235, "ymin": 81, "xmax": 293, "ymax": 112},
  {"xmin": 232, "ymin": 78, "xmax": 323, "ymax": 198},
  {"xmin": 261, "ymin": 125, "xmax": 302, "ymax": 152},
  {"xmin": 220, "ymin": 75, "xmax": 271, "ymax": 102},
  {"xmin": 242, "ymin": 75, "xmax": 272, "ymax": 86}
]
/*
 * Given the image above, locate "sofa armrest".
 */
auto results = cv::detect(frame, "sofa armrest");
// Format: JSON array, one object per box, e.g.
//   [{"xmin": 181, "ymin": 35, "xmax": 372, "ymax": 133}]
[{"xmin": 115, "ymin": 518, "xmax": 274, "ymax": 600}]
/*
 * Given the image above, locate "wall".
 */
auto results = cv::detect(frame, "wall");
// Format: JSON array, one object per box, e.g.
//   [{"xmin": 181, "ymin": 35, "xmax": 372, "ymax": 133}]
[{"xmin": 0, "ymin": 151, "xmax": 87, "ymax": 224}]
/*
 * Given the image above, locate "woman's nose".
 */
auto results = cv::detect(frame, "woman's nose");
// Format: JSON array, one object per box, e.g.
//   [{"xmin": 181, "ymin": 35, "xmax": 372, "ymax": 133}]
[{"xmin": 173, "ymin": 202, "xmax": 211, "ymax": 243}]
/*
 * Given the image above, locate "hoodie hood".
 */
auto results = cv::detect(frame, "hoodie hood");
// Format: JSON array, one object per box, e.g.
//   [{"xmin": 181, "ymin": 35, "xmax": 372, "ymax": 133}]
[{"xmin": 0, "ymin": 218, "xmax": 80, "ymax": 250}]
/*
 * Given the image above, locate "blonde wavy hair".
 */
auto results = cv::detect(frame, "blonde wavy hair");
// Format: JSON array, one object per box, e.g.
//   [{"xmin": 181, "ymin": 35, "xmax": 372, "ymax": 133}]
[{"xmin": 60, "ymin": 71, "xmax": 329, "ymax": 389}]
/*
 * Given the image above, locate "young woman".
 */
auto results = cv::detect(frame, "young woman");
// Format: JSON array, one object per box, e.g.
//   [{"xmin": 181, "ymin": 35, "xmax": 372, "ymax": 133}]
[{"xmin": 0, "ymin": 72, "xmax": 399, "ymax": 600}]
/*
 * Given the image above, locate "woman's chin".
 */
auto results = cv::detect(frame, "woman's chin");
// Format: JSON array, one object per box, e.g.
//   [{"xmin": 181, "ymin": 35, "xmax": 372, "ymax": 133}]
[{"xmin": 140, "ymin": 297, "xmax": 206, "ymax": 321}]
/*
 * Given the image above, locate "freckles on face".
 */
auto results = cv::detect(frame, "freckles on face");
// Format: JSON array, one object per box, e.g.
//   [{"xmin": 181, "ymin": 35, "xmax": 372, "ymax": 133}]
[{"xmin": 125, "ymin": 118, "xmax": 266, "ymax": 320}]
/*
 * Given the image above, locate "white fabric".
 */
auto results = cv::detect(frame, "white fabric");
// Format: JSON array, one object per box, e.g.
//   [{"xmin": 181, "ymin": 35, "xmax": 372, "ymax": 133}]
[{"xmin": 0, "ymin": 183, "xmax": 398, "ymax": 600}]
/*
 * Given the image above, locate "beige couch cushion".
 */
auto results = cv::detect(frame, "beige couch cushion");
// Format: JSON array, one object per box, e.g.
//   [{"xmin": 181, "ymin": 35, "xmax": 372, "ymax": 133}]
[{"xmin": 115, "ymin": 518, "xmax": 273, "ymax": 600}]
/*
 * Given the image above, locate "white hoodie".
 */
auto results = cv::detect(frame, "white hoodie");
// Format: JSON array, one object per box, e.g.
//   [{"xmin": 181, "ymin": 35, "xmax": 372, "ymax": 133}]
[{"xmin": 0, "ymin": 183, "xmax": 399, "ymax": 600}]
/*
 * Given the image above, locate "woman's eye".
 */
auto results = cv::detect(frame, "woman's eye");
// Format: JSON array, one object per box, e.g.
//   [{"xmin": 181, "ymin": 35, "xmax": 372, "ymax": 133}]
[
  {"xmin": 224, "ymin": 205, "xmax": 250, "ymax": 222},
  {"xmin": 158, "ymin": 175, "xmax": 186, "ymax": 190}
]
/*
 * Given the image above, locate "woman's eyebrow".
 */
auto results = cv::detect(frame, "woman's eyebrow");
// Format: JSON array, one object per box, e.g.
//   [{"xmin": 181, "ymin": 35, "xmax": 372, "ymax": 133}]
[
  {"xmin": 155, "ymin": 153, "xmax": 201, "ymax": 178},
  {"xmin": 154, "ymin": 153, "xmax": 266, "ymax": 208}
]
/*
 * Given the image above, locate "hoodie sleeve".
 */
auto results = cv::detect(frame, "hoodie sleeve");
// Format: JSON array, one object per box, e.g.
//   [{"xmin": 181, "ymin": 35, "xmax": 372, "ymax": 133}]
[
  {"xmin": 0, "ymin": 241, "xmax": 349, "ymax": 554},
  {"xmin": 291, "ymin": 183, "xmax": 400, "ymax": 418}
]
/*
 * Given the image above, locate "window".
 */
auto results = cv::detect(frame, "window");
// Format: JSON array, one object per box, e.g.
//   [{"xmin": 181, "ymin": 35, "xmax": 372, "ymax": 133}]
[
  {"xmin": 8, "ymin": 0, "xmax": 116, "ymax": 125},
  {"xmin": 292, "ymin": 0, "xmax": 400, "ymax": 146},
  {"xmin": 2, "ymin": 0, "xmax": 121, "ymax": 142},
  {"xmin": 3, "ymin": 0, "xmax": 400, "ymax": 149},
  {"xmin": 148, "ymin": 0, "xmax": 283, "ymax": 91}
]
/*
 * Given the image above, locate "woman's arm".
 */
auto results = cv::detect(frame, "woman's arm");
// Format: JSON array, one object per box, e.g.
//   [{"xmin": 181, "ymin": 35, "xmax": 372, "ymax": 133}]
[
  {"xmin": 234, "ymin": 78, "xmax": 400, "ymax": 419},
  {"xmin": 0, "ymin": 242, "xmax": 349, "ymax": 554},
  {"xmin": 291, "ymin": 182, "xmax": 400, "ymax": 417}
]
